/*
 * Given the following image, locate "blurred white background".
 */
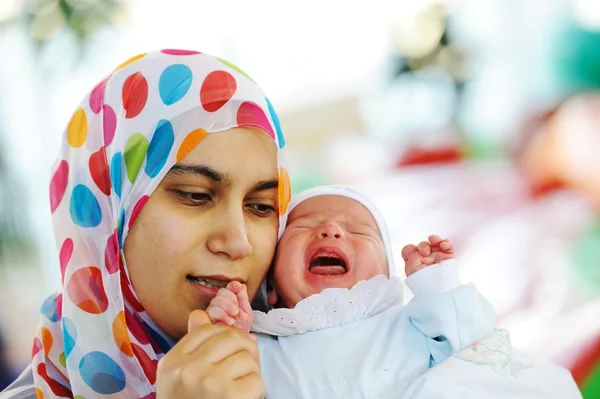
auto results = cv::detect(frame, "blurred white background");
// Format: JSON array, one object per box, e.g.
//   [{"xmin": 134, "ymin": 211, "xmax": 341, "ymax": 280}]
[{"xmin": 1, "ymin": 0, "xmax": 600, "ymax": 395}]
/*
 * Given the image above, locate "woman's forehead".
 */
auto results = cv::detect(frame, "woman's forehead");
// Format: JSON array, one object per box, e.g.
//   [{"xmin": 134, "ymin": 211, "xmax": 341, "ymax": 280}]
[{"xmin": 171, "ymin": 127, "xmax": 278, "ymax": 183}]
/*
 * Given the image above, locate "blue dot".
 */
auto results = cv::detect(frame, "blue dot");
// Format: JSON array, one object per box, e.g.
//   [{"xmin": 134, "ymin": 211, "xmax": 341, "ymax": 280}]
[
  {"xmin": 70, "ymin": 184, "xmax": 102, "ymax": 228},
  {"xmin": 266, "ymin": 97, "xmax": 285, "ymax": 148},
  {"xmin": 117, "ymin": 208, "xmax": 125, "ymax": 248},
  {"xmin": 79, "ymin": 351, "xmax": 126, "ymax": 394},
  {"xmin": 145, "ymin": 120, "xmax": 174, "ymax": 178},
  {"xmin": 62, "ymin": 317, "xmax": 77, "ymax": 359},
  {"xmin": 41, "ymin": 294, "xmax": 59, "ymax": 322},
  {"xmin": 110, "ymin": 152, "xmax": 122, "ymax": 199},
  {"xmin": 159, "ymin": 64, "xmax": 193, "ymax": 105}
]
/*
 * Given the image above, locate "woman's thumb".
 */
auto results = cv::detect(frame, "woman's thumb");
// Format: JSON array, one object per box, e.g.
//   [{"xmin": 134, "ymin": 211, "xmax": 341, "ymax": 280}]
[{"xmin": 187, "ymin": 309, "xmax": 212, "ymax": 332}]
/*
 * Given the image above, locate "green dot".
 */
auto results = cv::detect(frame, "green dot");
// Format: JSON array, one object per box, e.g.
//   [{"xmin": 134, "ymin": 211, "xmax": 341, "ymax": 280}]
[
  {"xmin": 124, "ymin": 133, "xmax": 150, "ymax": 183},
  {"xmin": 217, "ymin": 58, "xmax": 255, "ymax": 83},
  {"xmin": 59, "ymin": 352, "xmax": 66, "ymax": 368}
]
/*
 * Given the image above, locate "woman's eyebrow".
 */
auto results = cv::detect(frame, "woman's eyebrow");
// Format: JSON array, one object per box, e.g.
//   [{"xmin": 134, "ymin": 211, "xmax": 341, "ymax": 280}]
[
  {"xmin": 167, "ymin": 164, "xmax": 232, "ymax": 185},
  {"xmin": 250, "ymin": 179, "xmax": 278, "ymax": 193},
  {"xmin": 168, "ymin": 164, "xmax": 277, "ymax": 193}
]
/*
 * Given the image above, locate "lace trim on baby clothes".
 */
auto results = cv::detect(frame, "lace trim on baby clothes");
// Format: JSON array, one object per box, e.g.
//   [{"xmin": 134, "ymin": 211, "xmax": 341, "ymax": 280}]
[{"xmin": 251, "ymin": 275, "xmax": 403, "ymax": 336}]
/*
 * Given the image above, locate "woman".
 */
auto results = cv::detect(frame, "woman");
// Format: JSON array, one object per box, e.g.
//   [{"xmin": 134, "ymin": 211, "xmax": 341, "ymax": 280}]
[{"xmin": 1, "ymin": 49, "xmax": 290, "ymax": 399}]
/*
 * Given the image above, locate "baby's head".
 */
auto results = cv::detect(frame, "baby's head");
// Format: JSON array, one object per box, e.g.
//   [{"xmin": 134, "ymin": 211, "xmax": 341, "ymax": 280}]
[{"xmin": 268, "ymin": 185, "xmax": 395, "ymax": 308}]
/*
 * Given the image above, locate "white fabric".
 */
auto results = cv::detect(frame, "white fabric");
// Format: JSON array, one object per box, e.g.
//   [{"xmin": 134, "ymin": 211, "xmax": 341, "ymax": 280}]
[
  {"xmin": 283, "ymin": 185, "xmax": 397, "ymax": 277},
  {"xmin": 252, "ymin": 274, "xmax": 402, "ymax": 336},
  {"xmin": 402, "ymin": 329, "xmax": 583, "ymax": 399},
  {"xmin": 253, "ymin": 259, "xmax": 462, "ymax": 336},
  {"xmin": 405, "ymin": 259, "xmax": 462, "ymax": 297},
  {"xmin": 256, "ymin": 280, "xmax": 496, "ymax": 397}
]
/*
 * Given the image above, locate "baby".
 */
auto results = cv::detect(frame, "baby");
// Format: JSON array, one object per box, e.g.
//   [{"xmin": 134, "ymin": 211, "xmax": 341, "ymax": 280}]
[{"xmin": 207, "ymin": 185, "xmax": 495, "ymax": 398}]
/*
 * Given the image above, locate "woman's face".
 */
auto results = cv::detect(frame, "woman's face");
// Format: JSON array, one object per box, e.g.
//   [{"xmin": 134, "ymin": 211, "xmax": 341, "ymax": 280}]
[{"xmin": 124, "ymin": 127, "xmax": 279, "ymax": 340}]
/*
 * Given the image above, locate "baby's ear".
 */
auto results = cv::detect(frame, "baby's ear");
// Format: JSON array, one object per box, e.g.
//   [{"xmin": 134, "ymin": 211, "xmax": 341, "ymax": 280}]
[
  {"xmin": 266, "ymin": 273, "xmax": 279, "ymax": 305},
  {"xmin": 267, "ymin": 287, "xmax": 279, "ymax": 305}
]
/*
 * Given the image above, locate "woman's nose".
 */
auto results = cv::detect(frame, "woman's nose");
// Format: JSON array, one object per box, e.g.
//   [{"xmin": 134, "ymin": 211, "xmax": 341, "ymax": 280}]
[{"xmin": 206, "ymin": 210, "xmax": 253, "ymax": 260}]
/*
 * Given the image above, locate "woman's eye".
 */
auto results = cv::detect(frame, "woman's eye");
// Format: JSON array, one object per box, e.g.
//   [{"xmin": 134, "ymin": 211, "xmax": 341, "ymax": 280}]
[
  {"xmin": 248, "ymin": 203, "xmax": 276, "ymax": 216},
  {"xmin": 172, "ymin": 190, "xmax": 211, "ymax": 205}
]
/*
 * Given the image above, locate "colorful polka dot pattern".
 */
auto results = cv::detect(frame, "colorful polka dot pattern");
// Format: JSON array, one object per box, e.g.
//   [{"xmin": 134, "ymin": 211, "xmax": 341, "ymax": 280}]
[{"xmin": 35, "ymin": 49, "xmax": 290, "ymax": 398}]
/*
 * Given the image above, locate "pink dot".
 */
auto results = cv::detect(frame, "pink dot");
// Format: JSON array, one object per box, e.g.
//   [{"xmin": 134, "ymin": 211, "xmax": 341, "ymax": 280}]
[
  {"xmin": 59, "ymin": 238, "xmax": 73, "ymax": 283},
  {"xmin": 103, "ymin": 105, "xmax": 117, "ymax": 146},
  {"xmin": 129, "ymin": 195, "xmax": 150, "ymax": 229},
  {"xmin": 236, "ymin": 101, "xmax": 275, "ymax": 139},
  {"xmin": 89, "ymin": 78, "xmax": 108, "ymax": 114},
  {"xmin": 50, "ymin": 161, "xmax": 69, "ymax": 213},
  {"xmin": 105, "ymin": 231, "xmax": 121, "ymax": 274},
  {"xmin": 161, "ymin": 49, "xmax": 201, "ymax": 55},
  {"xmin": 56, "ymin": 293, "xmax": 63, "ymax": 320},
  {"xmin": 32, "ymin": 337, "xmax": 43, "ymax": 358}
]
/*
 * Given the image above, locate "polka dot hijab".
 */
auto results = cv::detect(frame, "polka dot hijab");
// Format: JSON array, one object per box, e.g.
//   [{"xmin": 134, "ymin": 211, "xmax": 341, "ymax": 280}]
[{"xmin": 34, "ymin": 49, "xmax": 291, "ymax": 398}]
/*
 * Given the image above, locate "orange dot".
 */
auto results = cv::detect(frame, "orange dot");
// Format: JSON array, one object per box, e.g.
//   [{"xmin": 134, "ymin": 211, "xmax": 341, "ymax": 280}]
[
  {"xmin": 41, "ymin": 327, "xmax": 53, "ymax": 357},
  {"xmin": 112, "ymin": 311, "xmax": 133, "ymax": 357},
  {"xmin": 35, "ymin": 388, "xmax": 43, "ymax": 399},
  {"xmin": 278, "ymin": 167, "xmax": 291, "ymax": 216},
  {"xmin": 176, "ymin": 129, "xmax": 207, "ymax": 162},
  {"xmin": 67, "ymin": 108, "xmax": 88, "ymax": 148},
  {"xmin": 115, "ymin": 53, "xmax": 147, "ymax": 71}
]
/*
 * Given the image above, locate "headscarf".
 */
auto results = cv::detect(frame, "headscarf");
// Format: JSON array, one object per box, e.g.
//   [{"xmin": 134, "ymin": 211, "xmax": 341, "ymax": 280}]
[
  {"xmin": 283, "ymin": 185, "xmax": 396, "ymax": 277},
  {"xmin": 34, "ymin": 49, "xmax": 290, "ymax": 398}
]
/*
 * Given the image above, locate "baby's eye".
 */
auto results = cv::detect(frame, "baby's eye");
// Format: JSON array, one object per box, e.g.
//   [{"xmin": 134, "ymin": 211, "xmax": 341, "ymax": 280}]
[{"xmin": 350, "ymin": 231, "xmax": 367, "ymax": 235}]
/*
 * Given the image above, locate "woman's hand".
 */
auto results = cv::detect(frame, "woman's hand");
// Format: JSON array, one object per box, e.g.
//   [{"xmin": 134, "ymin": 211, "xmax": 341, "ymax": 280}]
[{"xmin": 156, "ymin": 310, "xmax": 264, "ymax": 399}]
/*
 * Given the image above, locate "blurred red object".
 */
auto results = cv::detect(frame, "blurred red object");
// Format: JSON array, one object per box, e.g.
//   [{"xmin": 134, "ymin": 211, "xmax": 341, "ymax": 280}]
[{"xmin": 395, "ymin": 145, "xmax": 463, "ymax": 167}]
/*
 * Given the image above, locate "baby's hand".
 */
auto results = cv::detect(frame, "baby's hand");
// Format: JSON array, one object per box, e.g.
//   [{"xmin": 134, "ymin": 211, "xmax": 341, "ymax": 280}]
[
  {"xmin": 402, "ymin": 234, "xmax": 454, "ymax": 277},
  {"xmin": 206, "ymin": 281, "xmax": 253, "ymax": 333}
]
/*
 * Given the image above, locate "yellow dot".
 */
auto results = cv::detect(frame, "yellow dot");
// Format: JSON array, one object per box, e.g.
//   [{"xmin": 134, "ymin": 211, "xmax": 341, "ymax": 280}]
[
  {"xmin": 177, "ymin": 129, "xmax": 207, "ymax": 162},
  {"xmin": 115, "ymin": 53, "xmax": 147, "ymax": 72},
  {"xmin": 67, "ymin": 108, "xmax": 88, "ymax": 148},
  {"xmin": 41, "ymin": 327, "xmax": 53, "ymax": 357},
  {"xmin": 278, "ymin": 167, "xmax": 291, "ymax": 216}
]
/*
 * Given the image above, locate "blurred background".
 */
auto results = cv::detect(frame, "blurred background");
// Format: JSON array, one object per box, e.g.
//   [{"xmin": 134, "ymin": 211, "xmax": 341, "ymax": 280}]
[{"xmin": 1, "ymin": 0, "xmax": 600, "ymax": 395}]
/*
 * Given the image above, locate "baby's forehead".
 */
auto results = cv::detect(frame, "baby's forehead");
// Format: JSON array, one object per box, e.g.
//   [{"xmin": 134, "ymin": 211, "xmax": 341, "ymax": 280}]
[{"xmin": 287, "ymin": 195, "xmax": 378, "ymax": 227}]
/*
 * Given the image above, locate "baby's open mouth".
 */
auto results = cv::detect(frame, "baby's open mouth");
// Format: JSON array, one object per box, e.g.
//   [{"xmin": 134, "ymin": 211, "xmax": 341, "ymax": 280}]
[{"xmin": 308, "ymin": 250, "xmax": 348, "ymax": 275}]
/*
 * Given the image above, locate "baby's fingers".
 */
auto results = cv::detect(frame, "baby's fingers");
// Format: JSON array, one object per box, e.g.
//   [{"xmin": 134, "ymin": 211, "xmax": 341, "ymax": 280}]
[
  {"xmin": 439, "ymin": 239, "xmax": 454, "ymax": 254},
  {"xmin": 211, "ymin": 291, "xmax": 240, "ymax": 317},
  {"xmin": 401, "ymin": 244, "xmax": 418, "ymax": 261},
  {"xmin": 236, "ymin": 285, "xmax": 252, "ymax": 317},
  {"xmin": 417, "ymin": 241, "xmax": 432, "ymax": 257},
  {"xmin": 207, "ymin": 304, "xmax": 236, "ymax": 326},
  {"xmin": 428, "ymin": 234, "xmax": 444, "ymax": 245}
]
